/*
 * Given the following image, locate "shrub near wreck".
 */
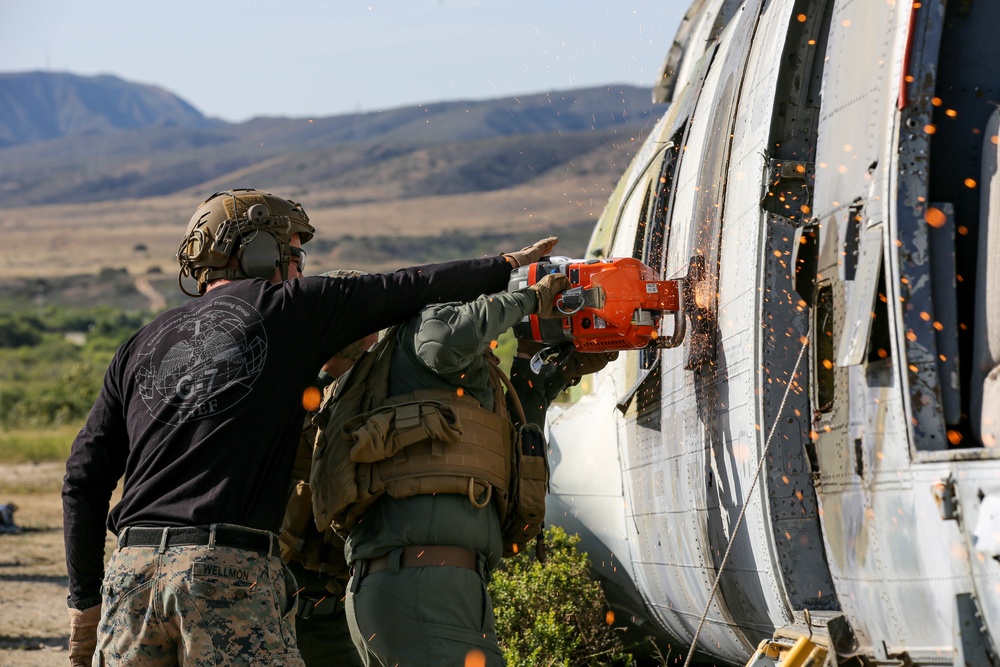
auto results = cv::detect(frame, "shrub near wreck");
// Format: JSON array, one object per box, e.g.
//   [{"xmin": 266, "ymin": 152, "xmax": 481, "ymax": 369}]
[{"xmin": 489, "ymin": 525, "xmax": 632, "ymax": 666}]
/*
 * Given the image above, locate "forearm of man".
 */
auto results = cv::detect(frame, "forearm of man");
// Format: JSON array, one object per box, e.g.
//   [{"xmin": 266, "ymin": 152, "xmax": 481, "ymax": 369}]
[
  {"xmin": 62, "ymin": 393, "xmax": 127, "ymax": 608},
  {"xmin": 63, "ymin": 492, "xmax": 112, "ymax": 608},
  {"xmin": 451, "ymin": 289, "xmax": 537, "ymax": 352},
  {"xmin": 303, "ymin": 256, "xmax": 513, "ymax": 365},
  {"xmin": 411, "ymin": 290, "xmax": 537, "ymax": 376}
]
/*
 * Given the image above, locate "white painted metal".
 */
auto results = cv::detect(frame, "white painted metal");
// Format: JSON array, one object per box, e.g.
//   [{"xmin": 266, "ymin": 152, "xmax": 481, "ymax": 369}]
[{"xmin": 546, "ymin": 0, "xmax": 1000, "ymax": 665}]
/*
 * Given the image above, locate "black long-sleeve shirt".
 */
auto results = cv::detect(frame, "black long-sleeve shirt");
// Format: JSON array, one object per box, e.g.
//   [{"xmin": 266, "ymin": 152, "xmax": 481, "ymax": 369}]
[{"xmin": 62, "ymin": 257, "xmax": 511, "ymax": 608}]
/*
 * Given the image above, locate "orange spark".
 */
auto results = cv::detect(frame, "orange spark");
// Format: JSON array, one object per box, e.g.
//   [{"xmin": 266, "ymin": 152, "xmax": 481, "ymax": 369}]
[
  {"xmin": 465, "ymin": 649, "xmax": 487, "ymax": 667},
  {"xmin": 302, "ymin": 386, "xmax": 321, "ymax": 411},
  {"xmin": 925, "ymin": 206, "xmax": 946, "ymax": 228}
]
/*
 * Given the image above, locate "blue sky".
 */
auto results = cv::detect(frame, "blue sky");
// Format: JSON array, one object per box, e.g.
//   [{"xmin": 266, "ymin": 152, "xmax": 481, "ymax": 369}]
[{"xmin": 0, "ymin": 0, "xmax": 689, "ymax": 122}]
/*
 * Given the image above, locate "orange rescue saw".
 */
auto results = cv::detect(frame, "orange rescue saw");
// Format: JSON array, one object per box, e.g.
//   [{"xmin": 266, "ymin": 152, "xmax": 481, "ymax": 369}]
[{"xmin": 509, "ymin": 256, "xmax": 686, "ymax": 363}]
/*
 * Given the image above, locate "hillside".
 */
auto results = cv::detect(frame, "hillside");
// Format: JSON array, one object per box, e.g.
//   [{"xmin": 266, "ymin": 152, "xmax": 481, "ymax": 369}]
[
  {"xmin": 0, "ymin": 71, "xmax": 221, "ymax": 148},
  {"xmin": 0, "ymin": 73, "xmax": 664, "ymax": 306},
  {"xmin": 0, "ymin": 72, "xmax": 660, "ymax": 206}
]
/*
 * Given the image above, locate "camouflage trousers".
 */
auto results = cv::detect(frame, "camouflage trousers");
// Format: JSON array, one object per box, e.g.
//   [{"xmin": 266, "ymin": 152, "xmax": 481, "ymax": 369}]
[{"xmin": 95, "ymin": 533, "xmax": 305, "ymax": 666}]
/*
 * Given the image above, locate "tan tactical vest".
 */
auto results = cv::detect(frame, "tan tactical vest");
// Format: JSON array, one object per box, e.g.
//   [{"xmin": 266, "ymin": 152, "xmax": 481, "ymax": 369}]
[
  {"xmin": 277, "ymin": 401, "xmax": 349, "ymax": 592},
  {"xmin": 309, "ymin": 327, "xmax": 548, "ymax": 556}
]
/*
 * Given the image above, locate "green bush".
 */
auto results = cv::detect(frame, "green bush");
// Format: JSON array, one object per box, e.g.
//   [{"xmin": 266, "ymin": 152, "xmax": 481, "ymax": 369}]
[
  {"xmin": 2, "ymin": 362, "xmax": 101, "ymax": 428},
  {"xmin": 489, "ymin": 525, "xmax": 632, "ymax": 666},
  {"xmin": 0, "ymin": 305, "xmax": 146, "ymax": 431}
]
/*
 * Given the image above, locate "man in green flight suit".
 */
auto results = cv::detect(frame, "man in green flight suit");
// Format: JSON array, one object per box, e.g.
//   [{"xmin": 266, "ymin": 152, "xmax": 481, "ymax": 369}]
[
  {"xmin": 280, "ymin": 271, "xmax": 376, "ymax": 667},
  {"xmin": 310, "ymin": 267, "xmax": 614, "ymax": 666}
]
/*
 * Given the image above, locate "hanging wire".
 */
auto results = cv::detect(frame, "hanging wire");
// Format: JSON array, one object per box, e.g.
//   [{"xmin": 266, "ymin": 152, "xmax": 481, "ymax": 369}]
[{"xmin": 681, "ymin": 334, "xmax": 812, "ymax": 667}]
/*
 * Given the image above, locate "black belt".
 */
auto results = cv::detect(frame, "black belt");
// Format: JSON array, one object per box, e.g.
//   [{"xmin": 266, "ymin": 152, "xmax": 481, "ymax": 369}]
[
  {"xmin": 118, "ymin": 525, "xmax": 280, "ymax": 558},
  {"xmin": 350, "ymin": 545, "xmax": 484, "ymax": 593},
  {"xmin": 295, "ymin": 593, "xmax": 342, "ymax": 620}
]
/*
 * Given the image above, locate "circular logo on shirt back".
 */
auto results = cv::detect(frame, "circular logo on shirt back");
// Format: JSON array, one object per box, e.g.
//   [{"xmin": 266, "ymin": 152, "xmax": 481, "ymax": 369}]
[{"xmin": 136, "ymin": 296, "xmax": 267, "ymax": 425}]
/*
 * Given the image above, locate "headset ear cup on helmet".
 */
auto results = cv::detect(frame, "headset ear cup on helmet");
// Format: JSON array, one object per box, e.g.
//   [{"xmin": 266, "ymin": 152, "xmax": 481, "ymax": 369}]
[
  {"xmin": 177, "ymin": 188, "xmax": 315, "ymax": 294},
  {"xmin": 238, "ymin": 234, "xmax": 281, "ymax": 280}
]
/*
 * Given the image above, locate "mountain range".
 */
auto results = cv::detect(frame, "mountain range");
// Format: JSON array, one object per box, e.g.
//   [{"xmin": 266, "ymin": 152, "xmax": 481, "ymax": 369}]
[
  {"xmin": 0, "ymin": 71, "xmax": 664, "ymax": 207},
  {"xmin": 0, "ymin": 72, "xmax": 665, "ymax": 301}
]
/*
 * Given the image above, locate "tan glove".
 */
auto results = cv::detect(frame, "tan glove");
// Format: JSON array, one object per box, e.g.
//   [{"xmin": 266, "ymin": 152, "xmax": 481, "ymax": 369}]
[
  {"xmin": 503, "ymin": 236, "xmax": 558, "ymax": 268},
  {"xmin": 68, "ymin": 604, "xmax": 101, "ymax": 666},
  {"xmin": 530, "ymin": 273, "xmax": 571, "ymax": 318}
]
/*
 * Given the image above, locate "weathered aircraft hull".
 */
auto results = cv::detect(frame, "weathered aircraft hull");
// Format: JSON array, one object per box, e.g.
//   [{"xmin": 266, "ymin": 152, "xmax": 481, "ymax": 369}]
[{"xmin": 546, "ymin": 0, "xmax": 1000, "ymax": 665}]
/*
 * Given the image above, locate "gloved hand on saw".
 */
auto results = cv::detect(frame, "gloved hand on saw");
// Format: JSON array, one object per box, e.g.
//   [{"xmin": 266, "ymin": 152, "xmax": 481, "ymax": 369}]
[
  {"xmin": 529, "ymin": 272, "xmax": 571, "ymax": 318},
  {"xmin": 503, "ymin": 236, "xmax": 558, "ymax": 269}
]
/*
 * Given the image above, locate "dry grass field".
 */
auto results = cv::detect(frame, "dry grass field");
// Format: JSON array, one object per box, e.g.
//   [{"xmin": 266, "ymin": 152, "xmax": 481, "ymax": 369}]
[
  {"xmin": 0, "ymin": 170, "xmax": 621, "ymax": 282},
  {"xmin": 0, "ymin": 462, "xmax": 119, "ymax": 666},
  {"xmin": 0, "ymin": 129, "xmax": 637, "ymax": 663}
]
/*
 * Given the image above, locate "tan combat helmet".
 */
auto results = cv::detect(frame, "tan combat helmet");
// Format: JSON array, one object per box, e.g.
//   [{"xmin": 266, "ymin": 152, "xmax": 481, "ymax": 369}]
[{"xmin": 176, "ymin": 189, "xmax": 316, "ymax": 296}]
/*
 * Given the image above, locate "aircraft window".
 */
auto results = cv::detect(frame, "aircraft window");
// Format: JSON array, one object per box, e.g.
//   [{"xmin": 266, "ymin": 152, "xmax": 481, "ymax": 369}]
[
  {"xmin": 814, "ymin": 285, "xmax": 835, "ymax": 414},
  {"xmin": 631, "ymin": 185, "xmax": 654, "ymax": 260},
  {"xmin": 607, "ymin": 156, "xmax": 665, "ymax": 259},
  {"xmin": 899, "ymin": 0, "xmax": 1000, "ymax": 451},
  {"xmin": 867, "ymin": 268, "xmax": 891, "ymax": 366},
  {"xmin": 644, "ymin": 140, "xmax": 680, "ymax": 273}
]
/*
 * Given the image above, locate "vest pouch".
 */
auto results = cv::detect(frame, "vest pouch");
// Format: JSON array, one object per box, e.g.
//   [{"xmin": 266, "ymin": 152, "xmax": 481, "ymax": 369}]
[
  {"xmin": 367, "ymin": 396, "xmax": 511, "ymax": 512},
  {"xmin": 383, "ymin": 474, "xmax": 491, "ymax": 504},
  {"xmin": 279, "ymin": 480, "xmax": 313, "ymax": 562},
  {"xmin": 347, "ymin": 401, "xmax": 462, "ymax": 464},
  {"xmin": 502, "ymin": 423, "xmax": 549, "ymax": 557},
  {"xmin": 310, "ymin": 331, "xmax": 398, "ymax": 534},
  {"xmin": 300, "ymin": 526, "xmax": 349, "ymax": 581}
]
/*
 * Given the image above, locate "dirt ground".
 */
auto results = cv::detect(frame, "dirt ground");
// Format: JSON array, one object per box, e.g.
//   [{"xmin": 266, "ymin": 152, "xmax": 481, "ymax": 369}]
[{"xmin": 0, "ymin": 462, "xmax": 117, "ymax": 667}]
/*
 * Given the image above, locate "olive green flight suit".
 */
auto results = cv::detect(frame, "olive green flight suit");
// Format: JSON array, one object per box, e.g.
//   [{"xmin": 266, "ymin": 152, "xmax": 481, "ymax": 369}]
[{"xmin": 345, "ymin": 289, "xmax": 537, "ymax": 667}]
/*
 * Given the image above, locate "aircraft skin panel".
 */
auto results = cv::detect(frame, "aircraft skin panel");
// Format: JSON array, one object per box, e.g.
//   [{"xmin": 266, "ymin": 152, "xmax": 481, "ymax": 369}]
[
  {"xmin": 810, "ymin": 0, "xmax": 1000, "ymax": 657},
  {"xmin": 545, "ymin": 373, "xmax": 634, "ymax": 585},
  {"xmin": 602, "ymin": 12, "xmax": 757, "ymax": 652},
  {"xmin": 684, "ymin": 0, "xmax": 840, "ymax": 633},
  {"xmin": 632, "ymin": 0, "xmax": 823, "ymax": 655},
  {"xmin": 636, "ymin": 3, "xmax": 762, "ymax": 658},
  {"xmin": 811, "ymin": 0, "xmax": 900, "ymax": 220},
  {"xmin": 657, "ymin": 0, "xmax": 738, "ymax": 106},
  {"xmin": 548, "ymin": 0, "xmax": 1000, "ymax": 663},
  {"xmin": 807, "ymin": 0, "xmax": 958, "ymax": 650}
]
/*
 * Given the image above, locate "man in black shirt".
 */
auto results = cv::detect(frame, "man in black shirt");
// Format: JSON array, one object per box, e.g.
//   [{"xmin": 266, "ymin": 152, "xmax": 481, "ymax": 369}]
[{"xmin": 62, "ymin": 188, "xmax": 557, "ymax": 666}]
